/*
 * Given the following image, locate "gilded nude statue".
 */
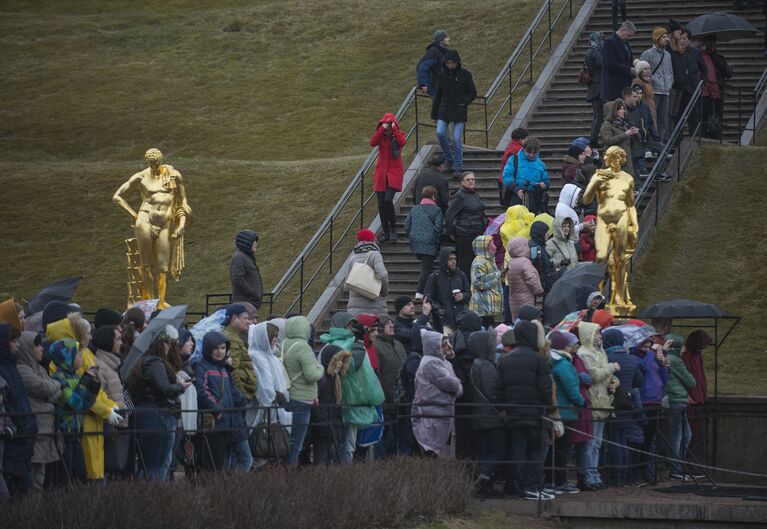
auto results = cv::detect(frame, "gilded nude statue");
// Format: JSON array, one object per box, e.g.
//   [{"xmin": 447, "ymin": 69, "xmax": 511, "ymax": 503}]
[
  {"xmin": 113, "ymin": 148, "xmax": 191, "ymax": 308},
  {"xmin": 582, "ymin": 145, "xmax": 637, "ymax": 316}
]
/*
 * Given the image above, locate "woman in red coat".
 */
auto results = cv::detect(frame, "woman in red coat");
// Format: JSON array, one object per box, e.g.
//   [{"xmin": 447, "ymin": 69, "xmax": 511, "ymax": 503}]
[{"xmin": 370, "ymin": 113, "xmax": 407, "ymax": 243}]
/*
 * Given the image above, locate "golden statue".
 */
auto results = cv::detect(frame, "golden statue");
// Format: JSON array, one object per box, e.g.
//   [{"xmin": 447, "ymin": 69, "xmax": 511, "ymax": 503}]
[
  {"xmin": 113, "ymin": 148, "xmax": 191, "ymax": 309},
  {"xmin": 582, "ymin": 146, "xmax": 637, "ymax": 316}
]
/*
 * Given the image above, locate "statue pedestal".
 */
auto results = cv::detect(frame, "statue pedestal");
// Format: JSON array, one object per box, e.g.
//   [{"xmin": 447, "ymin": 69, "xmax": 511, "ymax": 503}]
[{"xmin": 608, "ymin": 301, "xmax": 636, "ymax": 318}]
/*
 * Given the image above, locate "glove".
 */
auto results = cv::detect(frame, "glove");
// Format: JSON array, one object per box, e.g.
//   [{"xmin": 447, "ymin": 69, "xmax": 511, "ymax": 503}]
[
  {"xmin": 552, "ymin": 420, "xmax": 565, "ymax": 438},
  {"xmin": 560, "ymin": 258, "xmax": 571, "ymax": 267},
  {"xmin": 107, "ymin": 410, "xmax": 123, "ymax": 426},
  {"xmin": 578, "ymin": 371, "xmax": 593, "ymax": 386}
]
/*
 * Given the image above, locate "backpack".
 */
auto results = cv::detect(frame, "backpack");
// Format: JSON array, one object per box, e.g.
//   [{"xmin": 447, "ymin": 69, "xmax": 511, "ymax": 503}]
[{"xmin": 499, "ymin": 153, "xmax": 519, "ymax": 206}]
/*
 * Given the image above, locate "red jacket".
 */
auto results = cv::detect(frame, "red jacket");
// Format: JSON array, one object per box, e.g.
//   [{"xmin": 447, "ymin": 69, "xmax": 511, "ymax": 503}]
[
  {"xmin": 370, "ymin": 113, "xmax": 407, "ymax": 192},
  {"xmin": 578, "ymin": 215, "xmax": 597, "ymax": 262},
  {"xmin": 498, "ymin": 139, "xmax": 525, "ymax": 184}
]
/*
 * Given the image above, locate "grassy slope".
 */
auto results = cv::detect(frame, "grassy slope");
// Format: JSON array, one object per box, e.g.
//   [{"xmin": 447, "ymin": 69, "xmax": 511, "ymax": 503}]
[
  {"xmin": 0, "ymin": 0, "xmax": 553, "ymax": 310},
  {"xmin": 632, "ymin": 144, "xmax": 767, "ymax": 395}
]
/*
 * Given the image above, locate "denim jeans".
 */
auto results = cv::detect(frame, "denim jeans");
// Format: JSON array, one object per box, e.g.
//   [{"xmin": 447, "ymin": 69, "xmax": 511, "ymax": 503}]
[
  {"xmin": 583, "ymin": 419, "xmax": 605, "ymax": 485},
  {"xmin": 474, "ymin": 427, "xmax": 506, "ymax": 480},
  {"xmin": 509, "ymin": 425, "xmax": 546, "ymax": 494},
  {"xmin": 340, "ymin": 424, "xmax": 358, "ymax": 464},
  {"xmin": 436, "ymin": 120, "xmax": 465, "ymax": 171},
  {"xmin": 668, "ymin": 402, "xmax": 691, "ymax": 474},
  {"xmin": 287, "ymin": 401, "xmax": 313, "ymax": 466},
  {"xmin": 608, "ymin": 426, "xmax": 629, "ymax": 486},
  {"xmin": 228, "ymin": 438, "xmax": 254, "ymax": 471},
  {"xmin": 135, "ymin": 408, "xmax": 177, "ymax": 480}
]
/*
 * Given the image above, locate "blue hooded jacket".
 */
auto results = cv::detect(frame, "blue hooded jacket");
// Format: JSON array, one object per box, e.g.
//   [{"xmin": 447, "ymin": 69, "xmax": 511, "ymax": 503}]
[
  {"xmin": 630, "ymin": 346, "xmax": 668, "ymax": 404},
  {"xmin": 194, "ymin": 331, "xmax": 248, "ymax": 443}
]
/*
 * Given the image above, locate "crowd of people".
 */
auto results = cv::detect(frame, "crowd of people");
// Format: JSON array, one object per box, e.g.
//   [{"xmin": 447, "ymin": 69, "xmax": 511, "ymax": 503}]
[{"xmin": 0, "ymin": 18, "xmax": 729, "ymax": 504}]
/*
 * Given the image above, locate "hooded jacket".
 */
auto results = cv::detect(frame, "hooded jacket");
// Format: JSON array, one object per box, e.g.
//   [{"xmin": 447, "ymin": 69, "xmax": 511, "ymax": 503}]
[
  {"xmin": 665, "ymin": 334, "xmax": 696, "ymax": 403},
  {"xmin": 468, "ymin": 330, "xmax": 504, "ymax": 429},
  {"xmin": 370, "ymin": 113, "xmax": 407, "ymax": 192},
  {"xmin": 468, "ymin": 235, "xmax": 502, "ymax": 318},
  {"xmin": 511, "ymin": 152, "xmax": 550, "ymax": 189},
  {"xmin": 431, "ymin": 50, "xmax": 477, "ymax": 123},
  {"xmin": 230, "ymin": 230, "xmax": 263, "ymax": 309},
  {"xmin": 683, "ymin": 330, "xmax": 711, "ymax": 405},
  {"xmin": 16, "ymin": 332, "xmax": 61, "ymax": 464},
  {"xmin": 631, "ymin": 344, "xmax": 668, "ymax": 405},
  {"xmin": 585, "ymin": 43, "xmax": 603, "ymax": 101},
  {"xmin": 561, "ymin": 154, "xmax": 581, "ymax": 185},
  {"xmin": 604, "ymin": 328, "xmax": 644, "ymax": 423},
  {"xmin": 405, "ymin": 200, "xmax": 443, "ymax": 257},
  {"xmin": 373, "ymin": 318, "xmax": 407, "ymax": 405},
  {"xmin": 48, "ymin": 339, "xmax": 101, "ymax": 433},
  {"xmin": 412, "ymin": 329, "xmax": 463, "ymax": 456},
  {"xmin": 445, "ymin": 185, "xmax": 485, "ymax": 239},
  {"xmin": 640, "ymin": 44, "xmax": 674, "ymax": 95},
  {"xmin": 599, "ymin": 99, "xmax": 635, "ymax": 176},
  {"xmin": 528, "ymin": 220, "xmax": 556, "ymax": 292},
  {"xmin": 282, "ymin": 317, "xmax": 324, "ymax": 403},
  {"xmin": 496, "ymin": 320, "xmax": 552, "ymax": 426},
  {"xmin": 546, "ymin": 217, "xmax": 579, "ymax": 271},
  {"xmin": 46, "ymin": 316, "xmax": 116, "ymax": 480},
  {"xmin": 498, "ymin": 138, "xmax": 525, "ymax": 185},
  {"xmin": 550, "ymin": 348, "xmax": 585, "ymax": 421},
  {"xmin": 416, "ymin": 41, "xmax": 447, "ymax": 96},
  {"xmin": 577, "ymin": 322, "xmax": 617, "ymax": 419},
  {"xmin": 555, "ymin": 183, "xmax": 585, "ymax": 236},
  {"xmin": 499, "ymin": 205, "xmax": 534, "ymax": 248},
  {"xmin": 0, "ymin": 324, "xmax": 38, "ymax": 465},
  {"xmin": 424, "ymin": 247, "xmax": 471, "ymax": 328},
  {"xmin": 506, "ymin": 236, "xmax": 543, "ymax": 316},
  {"xmin": 579, "ymin": 214, "xmax": 597, "ymax": 262},
  {"xmin": 346, "ymin": 245, "xmax": 389, "ymax": 317},
  {"xmin": 248, "ymin": 322, "xmax": 290, "ymax": 407},
  {"xmin": 194, "ymin": 331, "xmax": 248, "ymax": 441}
]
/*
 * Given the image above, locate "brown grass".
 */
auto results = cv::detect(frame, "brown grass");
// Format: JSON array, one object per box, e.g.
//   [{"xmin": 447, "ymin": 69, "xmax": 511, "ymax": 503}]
[
  {"xmin": 632, "ymin": 144, "xmax": 767, "ymax": 395},
  {"xmin": 0, "ymin": 459, "xmax": 472, "ymax": 529}
]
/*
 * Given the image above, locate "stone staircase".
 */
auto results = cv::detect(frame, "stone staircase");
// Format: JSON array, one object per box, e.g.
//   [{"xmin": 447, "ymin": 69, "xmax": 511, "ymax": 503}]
[{"xmin": 319, "ymin": 0, "xmax": 767, "ymax": 328}]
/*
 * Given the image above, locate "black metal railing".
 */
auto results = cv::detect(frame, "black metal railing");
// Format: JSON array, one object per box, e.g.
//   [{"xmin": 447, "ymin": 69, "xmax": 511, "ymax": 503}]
[
  {"xmin": 734, "ymin": 65, "xmax": 767, "ymax": 145},
  {"xmin": 235, "ymin": 0, "xmax": 577, "ymax": 318}
]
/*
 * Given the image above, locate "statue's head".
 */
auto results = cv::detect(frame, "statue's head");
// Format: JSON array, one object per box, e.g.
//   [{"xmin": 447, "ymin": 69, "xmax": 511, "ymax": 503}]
[
  {"xmin": 144, "ymin": 148, "xmax": 163, "ymax": 173},
  {"xmin": 603, "ymin": 146, "xmax": 626, "ymax": 170}
]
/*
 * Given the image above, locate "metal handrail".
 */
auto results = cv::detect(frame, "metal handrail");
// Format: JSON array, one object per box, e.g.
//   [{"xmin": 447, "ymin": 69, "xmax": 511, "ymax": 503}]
[{"xmin": 256, "ymin": 0, "xmax": 576, "ymax": 316}]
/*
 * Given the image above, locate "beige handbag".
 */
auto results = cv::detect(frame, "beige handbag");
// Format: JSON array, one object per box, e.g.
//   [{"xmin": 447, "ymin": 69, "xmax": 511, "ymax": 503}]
[{"xmin": 344, "ymin": 253, "xmax": 382, "ymax": 300}]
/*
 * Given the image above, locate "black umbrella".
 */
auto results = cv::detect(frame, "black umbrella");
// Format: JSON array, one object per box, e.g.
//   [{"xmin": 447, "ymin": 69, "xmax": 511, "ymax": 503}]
[
  {"xmin": 638, "ymin": 299, "xmax": 728, "ymax": 319},
  {"xmin": 26, "ymin": 276, "xmax": 82, "ymax": 315},
  {"xmin": 544, "ymin": 263, "xmax": 605, "ymax": 325},
  {"xmin": 686, "ymin": 12, "xmax": 758, "ymax": 41},
  {"xmin": 120, "ymin": 304, "xmax": 188, "ymax": 380}
]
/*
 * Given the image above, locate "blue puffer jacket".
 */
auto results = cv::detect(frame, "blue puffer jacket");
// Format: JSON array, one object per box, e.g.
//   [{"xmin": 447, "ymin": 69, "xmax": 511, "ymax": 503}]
[
  {"xmin": 631, "ymin": 347, "xmax": 668, "ymax": 405},
  {"xmin": 194, "ymin": 331, "xmax": 248, "ymax": 443},
  {"xmin": 604, "ymin": 328, "xmax": 644, "ymax": 426},
  {"xmin": 550, "ymin": 349, "xmax": 584, "ymax": 421},
  {"xmin": 504, "ymin": 152, "xmax": 550, "ymax": 189}
]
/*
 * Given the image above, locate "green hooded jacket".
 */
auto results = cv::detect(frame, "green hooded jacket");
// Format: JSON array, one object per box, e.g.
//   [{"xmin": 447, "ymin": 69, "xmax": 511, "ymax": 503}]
[
  {"xmin": 664, "ymin": 333, "xmax": 696, "ymax": 403},
  {"xmin": 282, "ymin": 316, "xmax": 324, "ymax": 403}
]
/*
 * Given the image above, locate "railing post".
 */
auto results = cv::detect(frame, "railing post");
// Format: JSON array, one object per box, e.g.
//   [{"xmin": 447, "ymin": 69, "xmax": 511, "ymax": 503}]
[
  {"xmin": 569, "ymin": 0, "xmax": 573, "ymax": 18},
  {"xmin": 547, "ymin": 0, "xmax": 552, "ymax": 50},
  {"xmin": 508, "ymin": 62, "xmax": 513, "ymax": 115},
  {"xmin": 329, "ymin": 216, "xmax": 334, "ymax": 274},
  {"xmin": 752, "ymin": 89, "xmax": 757, "ymax": 145},
  {"xmin": 738, "ymin": 89, "xmax": 742, "ymax": 146},
  {"xmin": 654, "ymin": 183, "xmax": 659, "ymax": 226},
  {"xmin": 299, "ymin": 255, "xmax": 304, "ymax": 314},
  {"xmin": 415, "ymin": 91, "xmax": 420, "ymax": 151},
  {"xmin": 359, "ymin": 171, "xmax": 365, "ymax": 229},
  {"xmin": 529, "ymin": 31, "xmax": 534, "ymax": 84},
  {"xmin": 484, "ymin": 100, "xmax": 489, "ymax": 148},
  {"xmin": 698, "ymin": 91, "xmax": 703, "ymax": 145}
]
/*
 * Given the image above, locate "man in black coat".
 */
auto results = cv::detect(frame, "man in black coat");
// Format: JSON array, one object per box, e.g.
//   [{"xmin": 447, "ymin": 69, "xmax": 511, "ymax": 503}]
[
  {"xmin": 496, "ymin": 320, "xmax": 553, "ymax": 500},
  {"xmin": 423, "ymin": 247, "xmax": 471, "ymax": 334},
  {"xmin": 416, "ymin": 30, "xmax": 450, "ymax": 97},
  {"xmin": 671, "ymin": 29, "xmax": 708, "ymax": 136},
  {"xmin": 230, "ymin": 230, "xmax": 264, "ymax": 310},
  {"xmin": 411, "ymin": 152, "xmax": 451, "ymax": 212},
  {"xmin": 600, "ymin": 20, "xmax": 636, "ymax": 102},
  {"xmin": 431, "ymin": 50, "xmax": 477, "ymax": 177},
  {"xmin": 393, "ymin": 295, "xmax": 431, "ymax": 352}
]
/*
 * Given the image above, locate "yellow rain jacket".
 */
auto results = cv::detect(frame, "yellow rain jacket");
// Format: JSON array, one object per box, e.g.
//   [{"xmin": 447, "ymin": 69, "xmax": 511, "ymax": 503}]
[
  {"xmin": 499, "ymin": 205, "xmax": 534, "ymax": 247},
  {"xmin": 47, "ymin": 318, "xmax": 116, "ymax": 480}
]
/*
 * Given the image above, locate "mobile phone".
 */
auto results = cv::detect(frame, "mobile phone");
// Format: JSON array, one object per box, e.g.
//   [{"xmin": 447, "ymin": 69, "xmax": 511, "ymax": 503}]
[{"xmin": 423, "ymin": 295, "xmax": 431, "ymax": 304}]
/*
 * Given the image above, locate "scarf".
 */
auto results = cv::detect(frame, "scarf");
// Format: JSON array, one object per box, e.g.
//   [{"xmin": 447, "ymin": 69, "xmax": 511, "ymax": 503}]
[
  {"xmin": 419, "ymin": 198, "xmax": 437, "ymax": 206},
  {"xmin": 353, "ymin": 241, "xmax": 380, "ymax": 254},
  {"xmin": 612, "ymin": 117, "xmax": 628, "ymax": 129}
]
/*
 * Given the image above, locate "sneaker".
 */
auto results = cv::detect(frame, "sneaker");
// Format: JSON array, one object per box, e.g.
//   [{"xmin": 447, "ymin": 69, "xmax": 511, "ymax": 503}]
[
  {"xmin": 389, "ymin": 231, "xmax": 399, "ymax": 243},
  {"xmin": 645, "ymin": 149, "xmax": 654, "ymax": 159},
  {"xmin": 656, "ymin": 173, "xmax": 673, "ymax": 182},
  {"xmin": 668, "ymin": 472, "xmax": 691, "ymax": 481},
  {"xmin": 522, "ymin": 490, "xmax": 554, "ymax": 501},
  {"xmin": 690, "ymin": 471, "xmax": 706, "ymax": 479},
  {"xmin": 554, "ymin": 483, "xmax": 580, "ymax": 494},
  {"xmin": 628, "ymin": 479, "xmax": 648, "ymax": 487},
  {"xmin": 542, "ymin": 483, "xmax": 556, "ymax": 494},
  {"xmin": 414, "ymin": 292, "xmax": 424, "ymax": 301}
]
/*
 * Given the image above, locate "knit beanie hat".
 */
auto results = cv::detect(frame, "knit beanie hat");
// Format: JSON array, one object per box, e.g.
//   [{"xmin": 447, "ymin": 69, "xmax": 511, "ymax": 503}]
[
  {"xmin": 567, "ymin": 145, "xmax": 585, "ymax": 158},
  {"xmin": 394, "ymin": 295, "xmax": 413, "ymax": 314},
  {"xmin": 549, "ymin": 330, "xmax": 578, "ymax": 350},
  {"xmin": 602, "ymin": 328, "xmax": 625, "ymax": 349},
  {"xmin": 652, "ymin": 26, "xmax": 669, "ymax": 45},
  {"xmin": 235, "ymin": 230, "xmax": 259, "ymax": 255},
  {"xmin": 42, "ymin": 301, "xmax": 71, "ymax": 331},
  {"xmin": 501, "ymin": 328, "xmax": 516, "ymax": 347},
  {"xmin": 589, "ymin": 31, "xmax": 603, "ymax": 46},
  {"xmin": 571, "ymin": 137, "xmax": 591, "ymax": 150},
  {"xmin": 433, "ymin": 29, "xmax": 448, "ymax": 44},
  {"xmin": 356, "ymin": 229, "xmax": 376, "ymax": 242},
  {"xmin": 94, "ymin": 308, "xmax": 122, "ymax": 329},
  {"xmin": 92, "ymin": 324, "xmax": 118, "ymax": 353},
  {"xmin": 634, "ymin": 60, "xmax": 651, "ymax": 75}
]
